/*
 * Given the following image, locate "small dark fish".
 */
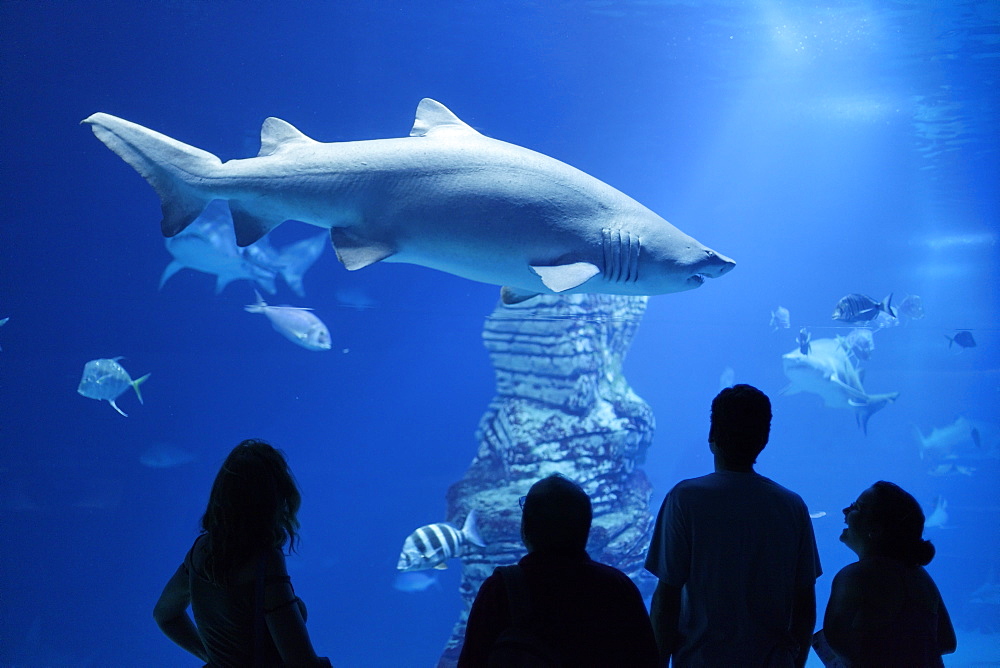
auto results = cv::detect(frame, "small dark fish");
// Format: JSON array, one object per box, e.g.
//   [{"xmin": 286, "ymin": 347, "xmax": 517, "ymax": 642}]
[
  {"xmin": 797, "ymin": 327, "xmax": 811, "ymax": 355},
  {"xmin": 946, "ymin": 330, "xmax": 976, "ymax": 349},
  {"xmin": 832, "ymin": 293, "xmax": 896, "ymax": 324}
]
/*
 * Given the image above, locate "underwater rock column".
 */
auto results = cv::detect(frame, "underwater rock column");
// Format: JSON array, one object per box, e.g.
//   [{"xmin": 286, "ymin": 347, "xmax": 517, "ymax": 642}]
[{"xmin": 437, "ymin": 293, "xmax": 657, "ymax": 667}]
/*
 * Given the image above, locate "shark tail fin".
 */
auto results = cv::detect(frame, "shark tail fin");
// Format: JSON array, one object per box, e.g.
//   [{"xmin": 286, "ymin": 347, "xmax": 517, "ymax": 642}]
[
  {"xmin": 82, "ymin": 113, "xmax": 221, "ymax": 237},
  {"xmin": 131, "ymin": 373, "xmax": 151, "ymax": 405},
  {"xmin": 855, "ymin": 391, "xmax": 899, "ymax": 435},
  {"xmin": 277, "ymin": 233, "xmax": 328, "ymax": 297}
]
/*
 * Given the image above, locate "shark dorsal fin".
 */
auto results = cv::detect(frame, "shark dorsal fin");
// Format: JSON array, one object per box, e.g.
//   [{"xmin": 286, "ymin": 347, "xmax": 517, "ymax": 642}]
[
  {"xmin": 410, "ymin": 99, "xmax": 480, "ymax": 138},
  {"xmin": 258, "ymin": 118, "xmax": 317, "ymax": 157}
]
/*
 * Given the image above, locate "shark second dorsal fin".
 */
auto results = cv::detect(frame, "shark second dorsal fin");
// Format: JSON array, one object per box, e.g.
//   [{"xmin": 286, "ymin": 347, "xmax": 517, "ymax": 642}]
[
  {"xmin": 410, "ymin": 99, "xmax": 480, "ymax": 138},
  {"xmin": 258, "ymin": 118, "xmax": 317, "ymax": 157}
]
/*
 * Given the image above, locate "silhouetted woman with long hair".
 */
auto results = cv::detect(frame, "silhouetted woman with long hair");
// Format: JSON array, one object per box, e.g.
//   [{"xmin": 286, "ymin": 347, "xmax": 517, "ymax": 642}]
[
  {"xmin": 154, "ymin": 439, "xmax": 330, "ymax": 667},
  {"xmin": 819, "ymin": 481, "xmax": 956, "ymax": 666}
]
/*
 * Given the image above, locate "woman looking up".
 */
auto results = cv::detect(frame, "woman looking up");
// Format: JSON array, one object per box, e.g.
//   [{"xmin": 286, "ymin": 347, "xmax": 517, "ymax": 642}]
[
  {"xmin": 154, "ymin": 439, "xmax": 331, "ymax": 667},
  {"xmin": 820, "ymin": 481, "xmax": 956, "ymax": 667}
]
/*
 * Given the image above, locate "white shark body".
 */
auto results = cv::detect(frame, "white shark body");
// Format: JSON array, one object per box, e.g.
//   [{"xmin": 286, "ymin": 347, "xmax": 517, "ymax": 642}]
[
  {"xmin": 781, "ymin": 337, "xmax": 898, "ymax": 434},
  {"xmin": 83, "ymin": 99, "xmax": 734, "ymax": 300}
]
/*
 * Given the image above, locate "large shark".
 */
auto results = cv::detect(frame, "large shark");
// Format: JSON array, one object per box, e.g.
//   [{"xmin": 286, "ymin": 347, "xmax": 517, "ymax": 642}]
[
  {"xmin": 780, "ymin": 337, "xmax": 898, "ymax": 434},
  {"xmin": 82, "ymin": 99, "xmax": 735, "ymax": 301}
]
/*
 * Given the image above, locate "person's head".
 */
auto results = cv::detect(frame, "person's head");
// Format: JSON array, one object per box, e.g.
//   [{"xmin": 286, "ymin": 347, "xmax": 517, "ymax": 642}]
[
  {"xmin": 200, "ymin": 439, "xmax": 302, "ymax": 582},
  {"xmin": 709, "ymin": 384, "xmax": 772, "ymax": 468},
  {"xmin": 841, "ymin": 480, "xmax": 935, "ymax": 566},
  {"xmin": 520, "ymin": 473, "xmax": 592, "ymax": 555}
]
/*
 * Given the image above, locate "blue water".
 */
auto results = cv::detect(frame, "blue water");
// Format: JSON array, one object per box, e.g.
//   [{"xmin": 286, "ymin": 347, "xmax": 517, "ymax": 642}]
[{"xmin": 2, "ymin": 1, "xmax": 997, "ymax": 665}]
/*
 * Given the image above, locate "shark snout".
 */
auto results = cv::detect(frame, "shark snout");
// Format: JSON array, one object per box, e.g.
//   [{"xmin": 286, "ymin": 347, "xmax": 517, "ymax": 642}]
[
  {"xmin": 685, "ymin": 249, "xmax": 735, "ymax": 286},
  {"xmin": 700, "ymin": 249, "xmax": 736, "ymax": 277}
]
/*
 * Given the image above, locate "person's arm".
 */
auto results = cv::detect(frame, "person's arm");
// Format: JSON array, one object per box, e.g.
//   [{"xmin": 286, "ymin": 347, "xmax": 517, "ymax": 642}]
[
  {"xmin": 935, "ymin": 582, "xmax": 957, "ymax": 655},
  {"xmin": 458, "ymin": 573, "xmax": 507, "ymax": 668},
  {"xmin": 263, "ymin": 551, "xmax": 327, "ymax": 667},
  {"xmin": 822, "ymin": 566, "xmax": 862, "ymax": 663},
  {"xmin": 790, "ymin": 582, "xmax": 816, "ymax": 668},
  {"xmin": 153, "ymin": 564, "xmax": 210, "ymax": 663},
  {"xmin": 649, "ymin": 580, "xmax": 682, "ymax": 667}
]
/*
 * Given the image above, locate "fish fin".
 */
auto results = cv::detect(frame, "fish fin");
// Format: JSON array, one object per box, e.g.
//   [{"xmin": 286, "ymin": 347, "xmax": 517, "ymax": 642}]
[
  {"xmin": 109, "ymin": 400, "xmax": 128, "ymax": 417},
  {"xmin": 257, "ymin": 117, "xmax": 318, "ymax": 157},
  {"xmin": 945, "ymin": 334, "xmax": 954, "ymax": 348},
  {"xmin": 434, "ymin": 562, "xmax": 448, "ymax": 570},
  {"xmin": 500, "ymin": 286, "xmax": 540, "ymax": 305},
  {"xmin": 253, "ymin": 274, "xmax": 278, "ymax": 296},
  {"xmin": 329, "ymin": 227, "xmax": 396, "ymax": 270},
  {"xmin": 214, "ymin": 275, "xmax": 233, "ymax": 295},
  {"xmin": 244, "ymin": 290, "xmax": 268, "ymax": 313},
  {"xmin": 229, "ymin": 200, "xmax": 287, "ymax": 247},
  {"xmin": 131, "ymin": 373, "xmax": 151, "ymax": 405},
  {"xmin": 911, "ymin": 424, "xmax": 927, "ymax": 458},
  {"xmin": 82, "ymin": 113, "xmax": 220, "ymax": 237},
  {"xmin": 409, "ymin": 99, "xmax": 480, "ymax": 138},
  {"xmin": 882, "ymin": 293, "xmax": 897, "ymax": 318},
  {"xmin": 778, "ymin": 383, "xmax": 798, "ymax": 396},
  {"xmin": 530, "ymin": 262, "xmax": 600, "ymax": 292},
  {"xmin": 277, "ymin": 233, "xmax": 327, "ymax": 297},
  {"xmin": 462, "ymin": 509, "xmax": 486, "ymax": 548},
  {"xmin": 159, "ymin": 261, "xmax": 184, "ymax": 290}
]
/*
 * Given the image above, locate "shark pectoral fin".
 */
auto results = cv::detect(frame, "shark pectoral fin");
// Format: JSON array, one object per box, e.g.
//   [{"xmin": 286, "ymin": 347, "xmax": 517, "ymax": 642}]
[
  {"xmin": 778, "ymin": 383, "xmax": 797, "ymax": 396},
  {"xmin": 159, "ymin": 261, "xmax": 184, "ymax": 290},
  {"xmin": 530, "ymin": 262, "xmax": 600, "ymax": 293},
  {"xmin": 329, "ymin": 227, "xmax": 396, "ymax": 270},
  {"xmin": 109, "ymin": 400, "xmax": 128, "ymax": 418},
  {"xmin": 500, "ymin": 286, "xmax": 541, "ymax": 305},
  {"xmin": 230, "ymin": 200, "xmax": 285, "ymax": 247}
]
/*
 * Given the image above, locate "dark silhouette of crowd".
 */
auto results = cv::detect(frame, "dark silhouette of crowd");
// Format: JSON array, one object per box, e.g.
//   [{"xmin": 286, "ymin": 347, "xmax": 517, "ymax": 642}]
[{"xmin": 153, "ymin": 386, "xmax": 956, "ymax": 667}]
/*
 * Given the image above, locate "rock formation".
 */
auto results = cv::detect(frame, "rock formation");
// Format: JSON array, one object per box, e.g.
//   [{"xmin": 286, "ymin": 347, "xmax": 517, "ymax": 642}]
[{"xmin": 436, "ymin": 293, "xmax": 657, "ymax": 666}]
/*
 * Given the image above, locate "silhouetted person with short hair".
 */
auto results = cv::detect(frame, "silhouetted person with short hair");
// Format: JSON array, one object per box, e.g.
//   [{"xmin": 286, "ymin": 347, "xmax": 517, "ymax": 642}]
[
  {"xmin": 154, "ymin": 439, "xmax": 331, "ymax": 667},
  {"xmin": 646, "ymin": 384, "xmax": 821, "ymax": 667},
  {"xmin": 458, "ymin": 473, "xmax": 658, "ymax": 667},
  {"xmin": 819, "ymin": 481, "xmax": 956, "ymax": 666}
]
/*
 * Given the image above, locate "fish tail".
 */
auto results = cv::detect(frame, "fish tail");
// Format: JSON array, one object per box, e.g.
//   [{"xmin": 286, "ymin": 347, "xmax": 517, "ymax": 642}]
[
  {"xmin": 882, "ymin": 293, "xmax": 897, "ymax": 318},
  {"xmin": 131, "ymin": 373, "xmax": 151, "ymax": 405},
  {"xmin": 944, "ymin": 334, "xmax": 954, "ymax": 348},
  {"xmin": 82, "ymin": 113, "xmax": 221, "ymax": 237},
  {"xmin": 462, "ymin": 509, "xmax": 486, "ymax": 548}
]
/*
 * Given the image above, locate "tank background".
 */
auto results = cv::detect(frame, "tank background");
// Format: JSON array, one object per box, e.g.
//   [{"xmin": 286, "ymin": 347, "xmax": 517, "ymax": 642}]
[{"xmin": 1, "ymin": 1, "xmax": 997, "ymax": 666}]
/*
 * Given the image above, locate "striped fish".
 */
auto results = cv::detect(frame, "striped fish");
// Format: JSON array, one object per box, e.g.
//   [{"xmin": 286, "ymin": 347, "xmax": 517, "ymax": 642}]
[
  {"xmin": 831, "ymin": 293, "xmax": 896, "ymax": 324},
  {"xmin": 396, "ymin": 510, "xmax": 485, "ymax": 572}
]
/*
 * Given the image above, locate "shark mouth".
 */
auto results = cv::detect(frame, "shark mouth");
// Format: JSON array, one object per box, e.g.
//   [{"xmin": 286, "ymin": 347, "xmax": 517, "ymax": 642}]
[{"xmin": 688, "ymin": 273, "xmax": 708, "ymax": 286}]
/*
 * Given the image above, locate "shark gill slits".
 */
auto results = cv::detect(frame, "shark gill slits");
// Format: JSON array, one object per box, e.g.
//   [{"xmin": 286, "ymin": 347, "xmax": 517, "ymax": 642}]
[{"xmin": 601, "ymin": 228, "xmax": 639, "ymax": 284}]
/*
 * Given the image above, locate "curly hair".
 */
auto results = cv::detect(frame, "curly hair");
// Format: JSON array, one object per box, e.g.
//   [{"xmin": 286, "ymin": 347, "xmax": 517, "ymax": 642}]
[
  {"xmin": 866, "ymin": 480, "xmax": 935, "ymax": 567},
  {"xmin": 199, "ymin": 439, "xmax": 301, "ymax": 584}
]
